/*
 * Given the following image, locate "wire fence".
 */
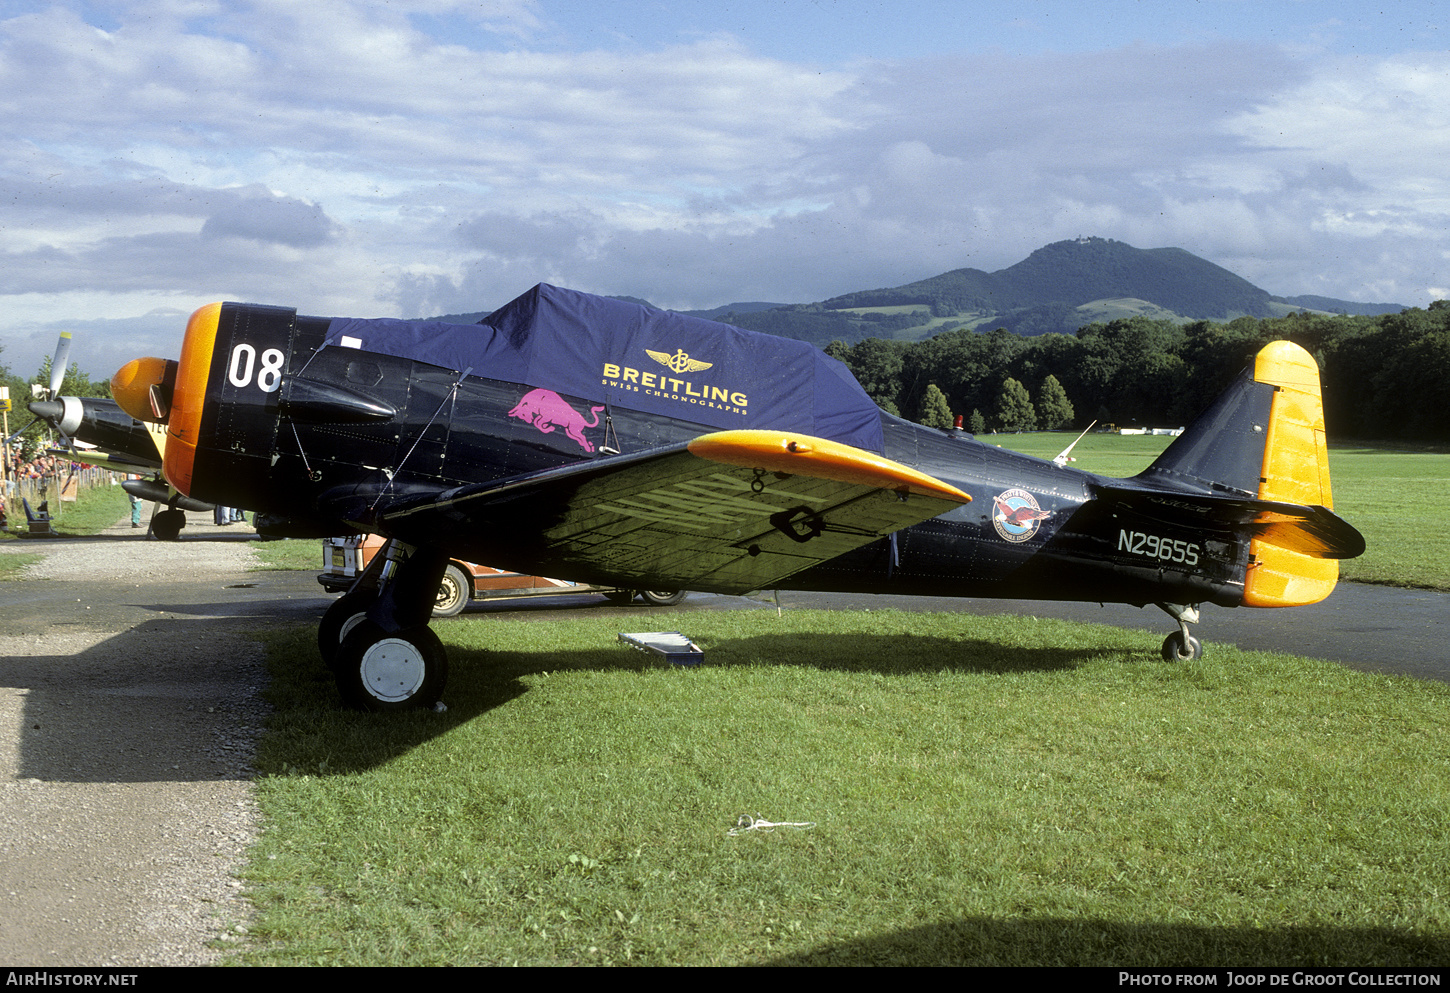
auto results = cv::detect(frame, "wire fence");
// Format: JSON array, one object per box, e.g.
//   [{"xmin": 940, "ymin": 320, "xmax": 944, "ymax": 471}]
[{"xmin": 3, "ymin": 464, "xmax": 122, "ymax": 523}]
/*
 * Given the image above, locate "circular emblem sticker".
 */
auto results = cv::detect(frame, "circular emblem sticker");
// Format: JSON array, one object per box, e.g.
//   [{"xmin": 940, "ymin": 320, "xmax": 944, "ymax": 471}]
[{"xmin": 992, "ymin": 488, "xmax": 1050, "ymax": 543}]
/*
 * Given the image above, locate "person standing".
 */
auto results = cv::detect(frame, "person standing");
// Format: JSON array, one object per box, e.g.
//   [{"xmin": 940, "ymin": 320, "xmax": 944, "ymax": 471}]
[{"xmin": 127, "ymin": 474, "xmax": 143, "ymax": 528}]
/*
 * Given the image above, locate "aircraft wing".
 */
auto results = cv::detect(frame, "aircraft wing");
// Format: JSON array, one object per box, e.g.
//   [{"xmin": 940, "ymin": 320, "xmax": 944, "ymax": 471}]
[
  {"xmin": 45, "ymin": 447, "xmax": 158, "ymax": 472},
  {"xmin": 368, "ymin": 429, "xmax": 972, "ymax": 595}
]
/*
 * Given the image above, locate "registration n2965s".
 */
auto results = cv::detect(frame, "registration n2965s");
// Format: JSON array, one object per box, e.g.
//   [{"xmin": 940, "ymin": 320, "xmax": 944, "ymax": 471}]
[{"xmin": 1118, "ymin": 529, "xmax": 1200, "ymax": 567}]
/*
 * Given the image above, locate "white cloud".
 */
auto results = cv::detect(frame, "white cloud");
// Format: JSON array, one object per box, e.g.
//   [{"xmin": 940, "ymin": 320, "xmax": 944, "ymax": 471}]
[
  {"xmin": 3, "ymin": 2, "xmax": 1450, "ymax": 382},
  {"xmin": 199, "ymin": 187, "xmax": 338, "ymax": 247}
]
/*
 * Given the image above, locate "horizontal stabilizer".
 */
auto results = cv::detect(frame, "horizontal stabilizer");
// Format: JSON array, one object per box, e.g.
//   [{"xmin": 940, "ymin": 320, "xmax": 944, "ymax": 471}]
[
  {"xmin": 1125, "ymin": 340, "xmax": 1361, "ymax": 607},
  {"xmin": 1096, "ymin": 484, "xmax": 1365, "ymax": 561}
]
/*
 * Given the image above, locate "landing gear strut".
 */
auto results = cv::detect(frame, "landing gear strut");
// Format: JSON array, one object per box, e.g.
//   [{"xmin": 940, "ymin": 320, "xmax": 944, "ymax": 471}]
[
  {"xmin": 1157, "ymin": 602, "xmax": 1203, "ymax": 661},
  {"xmin": 319, "ymin": 539, "xmax": 451, "ymax": 710}
]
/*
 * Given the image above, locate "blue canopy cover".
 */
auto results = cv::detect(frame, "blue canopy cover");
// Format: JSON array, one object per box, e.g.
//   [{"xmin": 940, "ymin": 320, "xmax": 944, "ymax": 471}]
[{"xmin": 326, "ymin": 283, "xmax": 884, "ymax": 452}]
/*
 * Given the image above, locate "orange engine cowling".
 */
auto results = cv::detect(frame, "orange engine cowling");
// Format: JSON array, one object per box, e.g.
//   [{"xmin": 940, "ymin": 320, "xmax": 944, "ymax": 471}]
[{"xmin": 111, "ymin": 302, "xmax": 223, "ymax": 498}]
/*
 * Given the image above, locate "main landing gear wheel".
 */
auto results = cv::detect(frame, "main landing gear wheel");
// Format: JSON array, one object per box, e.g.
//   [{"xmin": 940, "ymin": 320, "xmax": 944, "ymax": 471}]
[
  {"xmin": 152, "ymin": 508, "xmax": 185, "ymax": 541},
  {"xmin": 1161, "ymin": 631, "xmax": 1203, "ymax": 662},
  {"xmin": 640, "ymin": 590, "xmax": 687, "ymax": 606},
  {"xmin": 433, "ymin": 564, "xmax": 470, "ymax": 618},
  {"xmin": 335, "ymin": 622, "xmax": 448, "ymax": 712},
  {"xmin": 318, "ymin": 590, "xmax": 376, "ymax": 670}
]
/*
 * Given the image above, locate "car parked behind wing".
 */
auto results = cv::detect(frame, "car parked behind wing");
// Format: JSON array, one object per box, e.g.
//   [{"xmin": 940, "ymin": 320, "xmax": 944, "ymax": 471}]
[{"xmin": 318, "ymin": 534, "xmax": 686, "ymax": 616}]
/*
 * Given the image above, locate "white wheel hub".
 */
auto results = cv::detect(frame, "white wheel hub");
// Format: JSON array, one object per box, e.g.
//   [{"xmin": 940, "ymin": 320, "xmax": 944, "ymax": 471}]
[
  {"xmin": 339, "ymin": 612, "xmax": 368, "ymax": 644},
  {"xmin": 359, "ymin": 636, "xmax": 427, "ymax": 703}
]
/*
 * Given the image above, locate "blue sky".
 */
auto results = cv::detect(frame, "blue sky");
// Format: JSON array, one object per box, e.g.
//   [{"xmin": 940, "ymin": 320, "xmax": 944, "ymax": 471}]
[
  {"xmin": 2, "ymin": 0, "xmax": 1448, "ymax": 380},
  {"xmin": 438, "ymin": 1, "xmax": 1444, "ymax": 61}
]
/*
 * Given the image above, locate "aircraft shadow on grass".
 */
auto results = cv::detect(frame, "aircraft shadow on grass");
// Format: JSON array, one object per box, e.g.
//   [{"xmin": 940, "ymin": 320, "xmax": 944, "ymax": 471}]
[
  {"xmin": 762, "ymin": 915, "xmax": 1449, "ymax": 967},
  {"xmin": 250, "ymin": 631, "xmax": 1122, "ymax": 777}
]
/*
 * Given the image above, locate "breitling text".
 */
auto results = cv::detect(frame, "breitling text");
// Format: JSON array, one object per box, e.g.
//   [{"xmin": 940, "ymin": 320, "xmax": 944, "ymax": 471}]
[{"xmin": 601, "ymin": 363, "xmax": 749, "ymax": 414}]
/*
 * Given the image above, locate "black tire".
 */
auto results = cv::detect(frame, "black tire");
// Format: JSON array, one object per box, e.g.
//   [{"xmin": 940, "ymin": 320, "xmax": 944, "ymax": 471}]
[
  {"xmin": 433, "ymin": 564, "xmax": 470, "ymax": 618},
  {"xmin": 318, "ymin": 590, "xmax": 376, "ymax": 670},
  {"xmin": 334, "ymin": 622, "xmax": 448, "ymax": 712},
  {"xmin": 603, "ymin": 590, "xmax": 636, "ymax": 604},
  {"xmin": 639, "ymin": 590, "xmax": 687, "ymax": 606},
  {"xmin": 152, "ymin": 509, "xmax": 185, "ymax": 541},
  {"xmin": 1161, "ymin": 631, "xmax": 1203, "ymax": 662}
]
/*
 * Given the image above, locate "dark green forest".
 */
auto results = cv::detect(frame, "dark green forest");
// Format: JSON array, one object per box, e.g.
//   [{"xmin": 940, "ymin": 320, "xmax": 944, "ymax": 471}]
[
  {"xmin": 6, "ymin": 296, "xmax": 1447, "ymax": 452},
  {"xmin": 823, "ymin": 303, "xmax": 1450, "ymax": 443}
]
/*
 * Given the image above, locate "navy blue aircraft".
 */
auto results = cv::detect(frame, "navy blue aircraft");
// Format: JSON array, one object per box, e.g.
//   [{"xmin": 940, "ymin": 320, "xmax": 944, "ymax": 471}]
[{"xmin": 110, "ymin": 284, "xmax": 1363, "ymax": 711}]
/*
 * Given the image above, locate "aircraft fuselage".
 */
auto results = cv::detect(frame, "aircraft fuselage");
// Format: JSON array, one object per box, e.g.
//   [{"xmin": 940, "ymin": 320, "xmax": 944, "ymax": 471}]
[{"xmin": 178, "ymin": 303, "xmax": 1243, "ymax": 610}]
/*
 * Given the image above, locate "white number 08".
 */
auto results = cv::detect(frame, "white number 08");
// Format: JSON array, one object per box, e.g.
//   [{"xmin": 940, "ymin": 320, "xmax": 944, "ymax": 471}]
[{"xmin": 228, "ymin": 343, "xmax": 285, "ymax": 393}]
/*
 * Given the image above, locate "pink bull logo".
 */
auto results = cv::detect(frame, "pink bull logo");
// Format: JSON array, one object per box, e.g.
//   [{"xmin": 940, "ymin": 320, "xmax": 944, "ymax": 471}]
[{"xmin": 507, "ymin": 388, "xmax": 606, "ymax": 452}]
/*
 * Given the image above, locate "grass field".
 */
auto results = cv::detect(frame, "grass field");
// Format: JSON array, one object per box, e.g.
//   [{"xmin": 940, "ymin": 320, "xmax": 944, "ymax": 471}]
[
  {"xmin": 238, "ymin": 610, "xmax": 1450, "ymax": 966},
  {"xmin": 250, "ymin": 536, "xmax": 324, "ymax": 571},
  {"xmin": 1, "ymin": 479, "xmax": 130, "ymax": 540},
  {"xmin": 0, "ymin": 551, "xmax": 42, "ymax": 579},
  {"xmin": 988, "ymin": 432, "xmax": 1450, "ymax": 591},
  {"xmin": 16, "ymin": 446, "xmax": 1445, "ymax": 964},
  {"xmin": 1, "ymin": 482, "xmax": 129, "ymax": 578}
]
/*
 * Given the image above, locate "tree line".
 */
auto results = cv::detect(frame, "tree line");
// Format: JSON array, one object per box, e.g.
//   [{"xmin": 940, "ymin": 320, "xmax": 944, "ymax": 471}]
[
  {"xmin": 1, "ymin": 348, "xmax": 112, "ymax": 460},
  {"xmin": 823, "ymin": 303, "xmax": 1450, "ymax": 441},
  {"xmin": 6, "ymin": 301, "xmax": 1449, "ymax": 451}
]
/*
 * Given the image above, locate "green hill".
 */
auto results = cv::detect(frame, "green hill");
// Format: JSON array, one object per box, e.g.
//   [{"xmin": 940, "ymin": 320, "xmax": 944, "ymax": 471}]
[
  {"xmin": 715, "ymin": 237, "xmax": 1405, "ymax": 347},
  {"xmin": 426, "ymin": 239, "xmax": 1407, "ymax": 349}
]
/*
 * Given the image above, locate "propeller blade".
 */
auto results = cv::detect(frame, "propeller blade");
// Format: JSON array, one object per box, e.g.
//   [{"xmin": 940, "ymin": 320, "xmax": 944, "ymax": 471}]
[
  {"xmin": 48, "ymin": 331, "xmax": 73, "ymax": 398},
  {"xmin": 5, "ymin": 417, "xmax": 38, "ymax": 445}
]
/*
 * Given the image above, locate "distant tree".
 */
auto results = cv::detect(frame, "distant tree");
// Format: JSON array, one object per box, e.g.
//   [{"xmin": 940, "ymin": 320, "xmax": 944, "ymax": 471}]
[
  {"xmin": 996, "ymin": 377, "xmax": 1036, "ymax": 432},
  {"xmin": 1036, "ymin": 374, "xmax": 1074, "ymax": 429},
  {"xmin": 916, "ymin": 383, "xmax": 954, "ymax": 430},
  {"xmin": 33, "ymin": 357, "xmax": 111, "ymax": 400},
  {"xmin": 968, "ymin": 409, "xmax": 986, "ymax": 434},
  {"xmin": 848, "ymin": 337, "xmax": 906, "ymax": 412}
]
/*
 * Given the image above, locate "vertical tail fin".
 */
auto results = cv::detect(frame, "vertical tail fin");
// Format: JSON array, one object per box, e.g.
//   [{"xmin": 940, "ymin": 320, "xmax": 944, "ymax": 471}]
[
  {"xmin": 1136, "ymin": 340, "xmax": 1346, "ymax": 607},
  {"xmin": 1243, "ymin": 341, "xmax": 1339, "ymax": 607}
]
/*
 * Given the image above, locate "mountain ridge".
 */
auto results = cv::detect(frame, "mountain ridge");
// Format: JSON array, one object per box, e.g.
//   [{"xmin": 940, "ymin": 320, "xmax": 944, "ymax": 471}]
[{"xmin": 431, "ymin": 237, "xmax": 1408, "ymax": 346}]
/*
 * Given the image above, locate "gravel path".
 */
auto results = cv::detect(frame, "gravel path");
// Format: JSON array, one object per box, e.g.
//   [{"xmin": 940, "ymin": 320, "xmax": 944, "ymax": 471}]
[{"xmin": 0, "ymin": 511, "xmax": 271, "ymax": 966}]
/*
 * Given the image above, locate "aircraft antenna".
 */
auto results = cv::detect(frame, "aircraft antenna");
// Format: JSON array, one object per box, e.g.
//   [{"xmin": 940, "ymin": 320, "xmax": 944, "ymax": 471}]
[{"xmin": 1052, "ymin": 420, "xmax": 1097, "ymax": 466}]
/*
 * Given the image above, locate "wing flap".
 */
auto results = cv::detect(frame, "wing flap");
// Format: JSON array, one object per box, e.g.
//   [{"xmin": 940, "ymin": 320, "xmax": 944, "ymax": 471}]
[{"xmin": 380, "ymin": 429, "xmax": 970, "ymax": 594}]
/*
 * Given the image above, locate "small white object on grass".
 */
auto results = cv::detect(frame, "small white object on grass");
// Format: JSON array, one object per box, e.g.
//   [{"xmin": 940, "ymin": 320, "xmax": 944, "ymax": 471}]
[{"xmin": 728, "ymin": 813, "xmax": 816, "ymax": 836}]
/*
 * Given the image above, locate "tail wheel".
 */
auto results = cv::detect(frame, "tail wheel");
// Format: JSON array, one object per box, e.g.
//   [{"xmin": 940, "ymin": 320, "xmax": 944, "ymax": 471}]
[
  {"xmin": 640, "ymin": 590, "xmax": 687, "ymax": 606},
  {"xmin": 433, "ymin": 564, "xmax": 470, "ymax": 617},
  {"xmin": 335, "ymin": 622, "xmax": 448, "ymax": 711},
  {"xmin": 1161, "ymin": 631, "xmax": 1203, "ymax": 662}
]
